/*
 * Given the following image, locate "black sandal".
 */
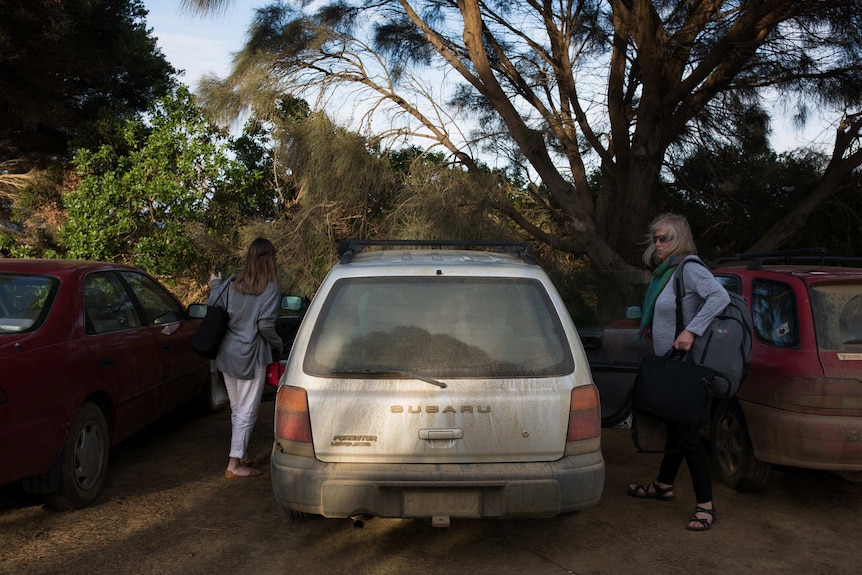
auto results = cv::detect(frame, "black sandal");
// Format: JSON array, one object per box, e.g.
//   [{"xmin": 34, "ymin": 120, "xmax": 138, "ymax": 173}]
[
  {"xmin": 686, "ymin": 506, "xmax": 716, "ymax": 531},
  {"xmin": 626, "ymin": 482, "xmax": 675, "ymax": 501}
]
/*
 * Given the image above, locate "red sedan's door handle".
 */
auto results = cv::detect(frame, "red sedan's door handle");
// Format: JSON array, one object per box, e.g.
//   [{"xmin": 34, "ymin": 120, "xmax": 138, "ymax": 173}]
[{"xmin": 100, "ymin": 356, "xmax": 115, "ymax": 369}]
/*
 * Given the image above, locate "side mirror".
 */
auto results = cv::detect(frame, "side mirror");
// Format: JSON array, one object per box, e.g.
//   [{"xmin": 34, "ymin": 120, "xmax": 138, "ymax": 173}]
[
  {"xmin": 281, "ymin": 295, "xmax": 306, "ymax": 313},
  {"xmin": 188, "ymin": 303, "xmax": 208, "ymax": 319},
  {"xmin": 625, "ymin": 306, "xmax": 642, "ymax": 320}
]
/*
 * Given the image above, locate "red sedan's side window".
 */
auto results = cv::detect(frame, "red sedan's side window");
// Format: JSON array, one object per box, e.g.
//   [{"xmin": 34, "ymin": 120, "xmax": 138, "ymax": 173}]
[
  {"xmin": 84, "ymin": 272, "xmax": 142, "ymax": 334},
  {"xmin": 0, "ymin": 274, "xmax": 57, "ymax": 333},
  {"xmin": 119, "ymin": 271, "xmax": 184, "ymax": 326},
  {"xmin": 752, "ymin": 278, "xmax": 799, "ymax": 348}
]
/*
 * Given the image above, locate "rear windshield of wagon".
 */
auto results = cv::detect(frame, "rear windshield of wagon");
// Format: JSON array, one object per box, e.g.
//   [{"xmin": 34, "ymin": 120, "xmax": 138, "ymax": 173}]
[
  {"xmin": 304, "ymin": 276, "xmax": 574, "ymax": 378},
  {"xmin": 810, "ymin": 282, "xmax": 862, "ymax": 352}
]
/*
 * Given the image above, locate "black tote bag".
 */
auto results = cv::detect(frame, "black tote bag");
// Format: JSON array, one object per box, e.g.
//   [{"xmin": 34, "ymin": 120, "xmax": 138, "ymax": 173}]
[
  {"xmin": 634, "ymin": 351, "xmax": 712, "ymax": 427},
  {"xmin": 190, "ymin": 279, "xmax": 232, "ymax": 359}
]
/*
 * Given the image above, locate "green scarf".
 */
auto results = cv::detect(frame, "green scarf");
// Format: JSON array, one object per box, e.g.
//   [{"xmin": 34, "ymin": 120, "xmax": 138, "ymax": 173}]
[{"xmin": 638, "ymin": 257, "xmax": 679, "ymax": 342}]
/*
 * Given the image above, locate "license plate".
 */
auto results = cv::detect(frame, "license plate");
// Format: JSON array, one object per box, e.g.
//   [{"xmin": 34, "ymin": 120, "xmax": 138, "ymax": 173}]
[{"xmin": 403, "ymin": 490, "xmax": 480, "ymax": 517}]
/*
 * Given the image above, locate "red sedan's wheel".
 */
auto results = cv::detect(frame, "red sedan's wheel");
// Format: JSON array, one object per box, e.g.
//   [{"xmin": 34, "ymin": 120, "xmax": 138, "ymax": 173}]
[{"xmin": 46, "ymin": 402, "xmax": 110, "ymax": 510}]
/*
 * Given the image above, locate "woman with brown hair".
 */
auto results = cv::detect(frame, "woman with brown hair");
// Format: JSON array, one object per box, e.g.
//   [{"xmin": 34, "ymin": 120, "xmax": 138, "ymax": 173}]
[{"xmin": 209, "ymin": 238, "xmax": 283, "ymax": 478}]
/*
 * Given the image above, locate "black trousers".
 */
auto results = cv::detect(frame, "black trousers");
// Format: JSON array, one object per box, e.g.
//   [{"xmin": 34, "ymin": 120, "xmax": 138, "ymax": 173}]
[{"xmin": 656, "ymin": 419, "xmax": 713, "ymax": 504}]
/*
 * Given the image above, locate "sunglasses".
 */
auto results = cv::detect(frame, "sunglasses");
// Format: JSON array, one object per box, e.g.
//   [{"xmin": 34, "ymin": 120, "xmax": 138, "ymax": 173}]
[{"xmin": 653, "ymin": 234, "xmax": 674, "ymax": 244}]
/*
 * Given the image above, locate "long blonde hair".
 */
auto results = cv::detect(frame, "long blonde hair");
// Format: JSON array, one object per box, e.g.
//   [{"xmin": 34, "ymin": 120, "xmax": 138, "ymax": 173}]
[
  {"xmin": 234, "ymin": 237, "xmax": 279, "ymax": 296},
  {"xmin": 641, "ymin": 213, "xmax": 697, "ymax": 266}
]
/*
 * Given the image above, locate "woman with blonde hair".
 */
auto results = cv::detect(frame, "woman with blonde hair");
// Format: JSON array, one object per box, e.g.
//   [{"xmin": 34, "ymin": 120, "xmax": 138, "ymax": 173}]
[
  {"xmin": 209, "ymin": 238, "xmax": 283, "ymax": 478},
  {"xmin": 628, "ymin": 213, "xmax": 729, "ymax": 531}
]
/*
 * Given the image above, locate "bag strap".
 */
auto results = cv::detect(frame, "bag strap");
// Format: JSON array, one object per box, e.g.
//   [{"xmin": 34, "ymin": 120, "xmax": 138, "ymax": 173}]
[
  {"xmin": 672, "ymin": 258, "xmax": 691, "ymax": 337},
  {"xmin": 213, "ymin": 275, "xmax": 235, "ymax": 310},
  {"xmin": 672, "ymin": 256, "xmax": 709, "ymax": 338}
]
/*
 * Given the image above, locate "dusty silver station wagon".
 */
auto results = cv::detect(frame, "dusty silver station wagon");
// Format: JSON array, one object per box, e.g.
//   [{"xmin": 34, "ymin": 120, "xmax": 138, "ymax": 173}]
[{"xmin": 270, "ymin": 240, "xmax": 604, "ymax": 525}]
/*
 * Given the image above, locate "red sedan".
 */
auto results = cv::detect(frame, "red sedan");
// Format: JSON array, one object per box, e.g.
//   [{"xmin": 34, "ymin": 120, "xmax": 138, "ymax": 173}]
[{"xmin": 0, "ymin": 259, "xmax": 210, "ymax": 509}]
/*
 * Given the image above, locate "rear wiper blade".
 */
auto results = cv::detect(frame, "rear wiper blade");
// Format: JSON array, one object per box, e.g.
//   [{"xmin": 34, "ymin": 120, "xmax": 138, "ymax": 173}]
[{"xmin": 327, "ymin": 370, "xmax": 447, "ymax": 389}]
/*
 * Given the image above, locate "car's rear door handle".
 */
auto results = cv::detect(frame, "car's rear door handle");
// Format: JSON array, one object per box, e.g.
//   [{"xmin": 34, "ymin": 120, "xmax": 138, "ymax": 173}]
[{"xmin": 100, "ymin": 356, "xmax": 115, "ymax": 369}]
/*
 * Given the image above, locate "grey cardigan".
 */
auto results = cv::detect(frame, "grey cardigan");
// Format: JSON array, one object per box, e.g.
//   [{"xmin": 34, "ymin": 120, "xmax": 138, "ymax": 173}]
[
  {"xmin": 209, "ymin": 278, "xmax": 283, "ymax": 380},
  {"xmin": 651, "ymin": 256, "xmax": 730, "ymax": 356}
]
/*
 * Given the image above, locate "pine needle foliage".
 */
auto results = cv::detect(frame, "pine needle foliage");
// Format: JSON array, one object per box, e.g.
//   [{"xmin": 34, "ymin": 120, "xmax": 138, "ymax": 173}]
[{"xmin": 231, "ymin": 113, "xmax": 519, "ymax": 297}]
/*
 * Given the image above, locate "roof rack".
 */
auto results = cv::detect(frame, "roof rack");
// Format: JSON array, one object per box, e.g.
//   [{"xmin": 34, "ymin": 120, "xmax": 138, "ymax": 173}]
[
  {"xmin": 708, "ymin": 248, "xmax": 862, "ymax": 270},
  {"xmin": 337, "ymin": 239, "xmax": 535, "ymax": 264}
]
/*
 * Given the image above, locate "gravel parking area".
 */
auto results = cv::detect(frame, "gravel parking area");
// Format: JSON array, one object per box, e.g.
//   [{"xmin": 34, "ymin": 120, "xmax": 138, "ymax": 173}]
[{"xmin": 1, "ymin": 401, "xmax": 860, "ymax": 575}]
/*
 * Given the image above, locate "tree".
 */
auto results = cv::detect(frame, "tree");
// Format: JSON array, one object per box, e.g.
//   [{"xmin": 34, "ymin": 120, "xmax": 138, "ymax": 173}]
[
  {"xmin": 0, "ymin": 0, "xmax": 178, "ymax": 243},
  {"xmin": 60, "ymin": 87, "xmax": 268, "ymax": 281},
  {"xmin": 250, "ymin": 112, "xmax": 516, "ymax": 296},
  {"xmin": 181, "ymin": 0, "xmax": 862, "ymax": 268},
  {"xmin": 668, "ymin": 105, "xmax": 833, "ymax": 257},
  {"xmin": 0, "ymin": 0, "xmax": 176, "ymax": 179}
]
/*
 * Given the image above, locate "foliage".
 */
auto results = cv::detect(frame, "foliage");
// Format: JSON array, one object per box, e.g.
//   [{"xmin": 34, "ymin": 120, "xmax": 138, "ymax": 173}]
[
  {"xmin": 59, "ymin": 87, "xmax": 270, "ymax": 284},
  {"xmin": 185, "ymin": 0, "xmax": 862, "ymax": 269},
  {"xmin": 0, "ymin": 0, "xmax": 176, "ymax": 162},
  {"xmin": 668, "ymin": 105, "xmax": 862, "ymax": 258},
  {"xmin": 0, "ymin": 0, "xmax": 177, "ymax": 258},
  {"xmin": 245, "ymin": 114, "xmax": 517, "ymax": 297}
]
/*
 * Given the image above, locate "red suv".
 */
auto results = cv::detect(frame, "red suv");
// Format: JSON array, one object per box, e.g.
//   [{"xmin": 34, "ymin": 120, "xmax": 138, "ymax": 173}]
[
  {"xmin": 708, "ymin": 253, "xmax": 862, "ymax": 489},
  {"xmin": 578, "ymin": 251, "xmax": 862, "ymax": 490}
]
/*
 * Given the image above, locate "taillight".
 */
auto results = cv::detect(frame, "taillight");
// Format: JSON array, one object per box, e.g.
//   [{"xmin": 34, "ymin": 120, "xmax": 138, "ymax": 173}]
[
  {"xmin": 565, "ymin": 385, "xmax": 601, "ymax": 455},
  {"xmin": 274, "ymin": 385, "xmax": 314, "ymax": 457},
  {"xmin": 777, "ymin": 377, "xmax": 862, "ymax": 411}
]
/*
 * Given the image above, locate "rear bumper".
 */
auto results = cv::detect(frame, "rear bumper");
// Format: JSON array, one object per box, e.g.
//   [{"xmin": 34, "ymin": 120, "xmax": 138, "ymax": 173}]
[
  {"xmin": 270, "ymin": 446, "xmax": 604, "ymax": 518},
  {"xmin": 743, "ymin": 402, "xmax": 862, "ymax": 471}
]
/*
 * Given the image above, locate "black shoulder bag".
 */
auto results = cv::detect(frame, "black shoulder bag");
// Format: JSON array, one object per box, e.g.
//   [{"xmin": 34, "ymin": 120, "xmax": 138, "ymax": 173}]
[
  {"xmin": 632, "ymin": 265, "xmax": 713, "ymax": 451},
  {"xmin": 190, "ymin": 278, "xmax": 232, "ymax": 359}
]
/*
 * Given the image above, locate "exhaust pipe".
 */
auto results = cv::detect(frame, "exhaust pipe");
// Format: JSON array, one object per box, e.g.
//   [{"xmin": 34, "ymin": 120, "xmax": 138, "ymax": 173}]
[{"xmin": 350, "ymin": 514, "xmax": 374, "ymax": 528}]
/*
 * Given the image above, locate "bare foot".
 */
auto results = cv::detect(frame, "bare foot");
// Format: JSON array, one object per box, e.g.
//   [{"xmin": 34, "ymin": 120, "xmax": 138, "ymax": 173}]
[{"xmin": 224, "ymin": 466, "xmax": 262, "ymax": 478}]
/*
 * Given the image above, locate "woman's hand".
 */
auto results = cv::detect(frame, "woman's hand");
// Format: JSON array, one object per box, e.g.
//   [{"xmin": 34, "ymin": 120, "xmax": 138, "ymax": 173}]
[
  {"xmin": 674, "ymin": 329, "xmax": 695, "ymax": 352},
  {"xmin": 210, "ymin": 272, "xmax": 222, "ymax": 282}
]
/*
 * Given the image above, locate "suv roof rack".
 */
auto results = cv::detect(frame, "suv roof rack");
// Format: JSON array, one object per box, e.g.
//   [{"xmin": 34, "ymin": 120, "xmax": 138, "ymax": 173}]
[
  {"xmin": 337, "ymin": 239, "xmax": 535, "ymax": 265},
  {"xmin": 709, "ymin": 248, "xmax": 862, "ymax": 270}
]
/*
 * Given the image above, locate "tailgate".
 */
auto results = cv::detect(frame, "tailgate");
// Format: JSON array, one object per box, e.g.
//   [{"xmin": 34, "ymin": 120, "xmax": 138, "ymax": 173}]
[
  {"xmin": 306, "ymin": 377, "xmax": 575, "ymax": 464},
  {"xmin": 819, "ymin": 351, "xmax": 862, "ymax": 379}
]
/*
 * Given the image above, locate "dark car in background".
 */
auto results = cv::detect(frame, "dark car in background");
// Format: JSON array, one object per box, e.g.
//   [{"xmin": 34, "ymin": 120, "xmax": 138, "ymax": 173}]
[
  {"xmin": 0, "ymin": 259, "xmax": 211, "ymax": 509},
  {"xmin": 275, "ymin": 295, "xmax": 310, "ymax": 358},
  {"xmin": 206, "ymin": 293, "xmax": 310, "ymax": 409},
  {"xmin": 576, "ymin": 251, "xmax": 862, "ymax": 490}
]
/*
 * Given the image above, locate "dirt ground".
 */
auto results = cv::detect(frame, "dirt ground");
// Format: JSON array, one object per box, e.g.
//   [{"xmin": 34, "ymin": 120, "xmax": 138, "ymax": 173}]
[{"xmin": 1, "ymin": 400, "xmax": 860, "ymax": 575}]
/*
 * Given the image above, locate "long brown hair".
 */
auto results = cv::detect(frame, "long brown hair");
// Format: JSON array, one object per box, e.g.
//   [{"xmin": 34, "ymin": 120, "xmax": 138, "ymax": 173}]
[{"xmin": 234, "ymin": 237, "xmax": 279, "ymax": 296}]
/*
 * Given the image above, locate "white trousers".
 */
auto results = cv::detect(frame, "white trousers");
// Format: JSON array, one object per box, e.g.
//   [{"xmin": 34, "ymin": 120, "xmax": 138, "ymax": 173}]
[{"xmin": 223, "ymin": 364, "xmax": 266, "ymax": 460}]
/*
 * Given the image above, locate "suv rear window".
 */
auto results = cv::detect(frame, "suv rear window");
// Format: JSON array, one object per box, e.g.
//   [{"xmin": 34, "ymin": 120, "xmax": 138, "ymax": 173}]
[
  {"xmin": 304, "ymin": 277, "xmax": 573, "ymax": 377},
  {"xmin": 810, "ymin": 283, "xmax": 862, "ymax": 352}
]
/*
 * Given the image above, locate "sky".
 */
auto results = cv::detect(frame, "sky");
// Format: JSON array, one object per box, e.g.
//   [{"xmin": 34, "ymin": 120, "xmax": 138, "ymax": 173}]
[
  {"xmin": 144, "ymin": 0, "xmax": 257, "ymax": 89},
  {"xmin": 142, "ymin": 0, "xmax": 831, "ymax": 154}
]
